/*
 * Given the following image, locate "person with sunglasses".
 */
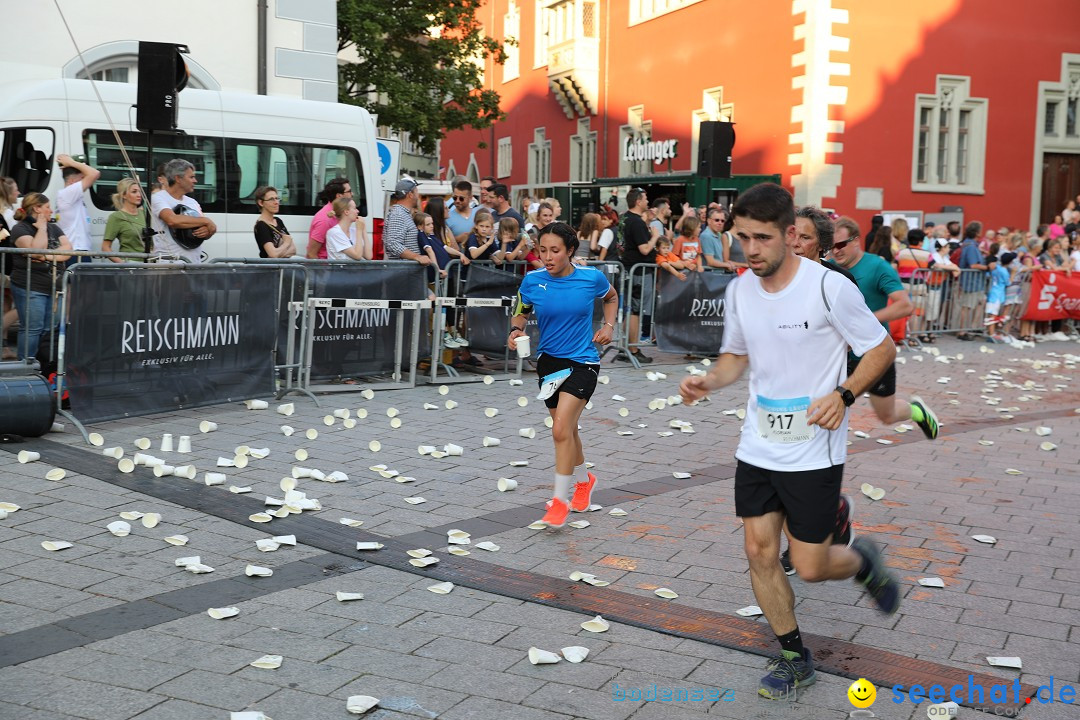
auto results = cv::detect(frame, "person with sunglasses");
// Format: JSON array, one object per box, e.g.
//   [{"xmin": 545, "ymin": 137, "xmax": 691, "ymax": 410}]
[
  {"xmin": 830, "ymin": 216, "xmax": 939, "ymax": 441},
  {"xmin": 446, "ymin": 179, "xmax": 478, "ymax": 245}
]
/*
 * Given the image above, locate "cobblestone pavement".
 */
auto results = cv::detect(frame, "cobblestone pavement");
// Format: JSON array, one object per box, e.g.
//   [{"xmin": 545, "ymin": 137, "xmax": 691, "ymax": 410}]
[{"xmin": 0, "ymin": 338, "xmax": 1077, "ymax": 720}]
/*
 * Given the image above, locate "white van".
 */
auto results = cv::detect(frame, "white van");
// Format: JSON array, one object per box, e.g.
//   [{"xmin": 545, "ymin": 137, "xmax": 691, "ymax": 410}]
[{"xmin": 0, "ymin": 78, "xmax": 383, "ymax": 260}]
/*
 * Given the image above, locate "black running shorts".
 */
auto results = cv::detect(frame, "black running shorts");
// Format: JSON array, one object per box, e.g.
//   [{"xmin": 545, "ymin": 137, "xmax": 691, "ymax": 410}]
[
  {"xmin": 734, "ymin": 460, "xmax": 844, "ymax": 544},
  {"xmin": 535, "ymin": 353, "xmax": 599, "ymax": 409},
  {"xmin": 847, "ymin": 356, "xmax": 896, "ymax": 397}
]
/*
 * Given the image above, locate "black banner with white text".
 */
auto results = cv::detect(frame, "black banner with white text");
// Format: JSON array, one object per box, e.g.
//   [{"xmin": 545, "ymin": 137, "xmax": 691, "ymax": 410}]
[
  {"xmin": 65, "ymin": 266, "xmax": 277, "ymax": 423},
  {"xmin": 653, "ymin": 270, "xmax": 733, "ymax": 356}
]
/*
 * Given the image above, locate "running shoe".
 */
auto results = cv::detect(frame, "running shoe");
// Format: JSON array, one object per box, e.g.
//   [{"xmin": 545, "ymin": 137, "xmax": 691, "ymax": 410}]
[
  {"xmin": 835, "ymin": 493, "xmax": 855, "ymax": 547},
  {"xmin": 780, "ymin": 549, "xmax": 795, "ymax": 576},
  {"xmin": 758, "ymin": 648, "xmax": 816, "ymax": 700},
  {"xmin": 570, "ymin": 472, "xmax": 597, "ymax": 512},
  {"xmin": 852, "ymin": 537, "xmax": 900, "ymax": 615},
  {"xmin": 452, "ymin": 331, "xmax": 469, "ymax": 347},
  {"xmin": 442, "ymin": 332, "xmax": 461, "ymax": 349},
  {"xmin": 538, "ymin": 498, "xmax": 570, "ymax": 528},
  {"xmin": 909, "ymin": 396, "xmax": 939, "ymax": 440}
]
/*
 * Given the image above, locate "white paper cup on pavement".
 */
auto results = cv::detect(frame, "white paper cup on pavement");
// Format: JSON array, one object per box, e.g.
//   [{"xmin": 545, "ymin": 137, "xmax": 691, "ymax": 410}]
[
  {"xmin": 117, "ymin": 458, "xmax": 135, "ymax": 473},
  {"xmin": 245, "ymin": 399, "xmax": 269, "ymax": 410},
  {"xmin": 177, "ymin": 436, "xmax": 192, "ymax": 453},
  {"xmin": 515, "ymin": 334, "xmax": 531, "ymax": 358},
  {"xmin": 443, "ymin": 444, "xmax": 463, "ymax": 456},
  {"xmin": 102, "ymin": 447, "xmax": 124, "ymax": 459},
  {"xmin": 519, "ymin": 428, "xmax": 536, "ymax": 439},
  {"xmin": 134, "ymin": 437, "xmax": 152, "ymax": 450},
  {"xmin": 497, "ymin": 477, "xmax": 518, "ymax": 492},
  {"xmin": 483, "ymin": 436, "xmax": 501, "ymax": 447},
  {"xmin": 204, "ymin": 472, "xmax": 226, "ymax": 486},
  {"xmin": 160, "ymin": 434, "xmax": 173, "ymax": 452},
  {"xmin": 199, "ymin": 421, "xmax": 217, "ymax": 433},
  {"xmin": 276, "ymin": 403, "xmax": 295, "ymax": 416},
  {"xmin": 173, "ymin": 464, "xmax": 197, "ymax": 480},
  {"xmin": 154, "ymin": 464, "xmax": 175, "ymax": 477},
  {"xmin": 17, "ymin": 451, "xmax": 40, "ymax": 464}
]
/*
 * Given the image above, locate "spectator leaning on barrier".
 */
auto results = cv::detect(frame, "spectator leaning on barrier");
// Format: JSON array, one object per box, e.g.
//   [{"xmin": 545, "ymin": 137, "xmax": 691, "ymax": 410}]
[
  {"xmin": 151, "ymin": 159, "xmax": 216, "ymax": 264},
  {"xmin": 446, "ymin": 179, "xmax": 478, "ymax": 245},
  {"xmin": 324, "ymin": 197, "xmax": 370, "ymax": 262},
  {"xmin": 55, "ymin": 154, "xmax": 100, "ymax": 264},
  {"xmin": 673, "ymin": 215, "xmax": 703, "ymax": 273},
  {"xmin": 102, "ymin": 178, "xmax": 148, "ymax": 263},
  {"xmin": 253, "ymin": 186, "xmax": 297, "ymax": 259},
  {"xmin": 383, "ymin": 179, "xmax": 427, "ymax": 266},
  {"xmin": 307, "ymin": 177, "xmax": 351, "ymax": 259},
  {"xmin": 8, "ymin": 193, "xmax": 72, "ymax": 361},
  {"xmin": 618, "ymin": 187, "xmax": 656, "ymax": 364},
  {"xmin": 954, "ymin": 221, "xmax": 988, "ymax": 339}
]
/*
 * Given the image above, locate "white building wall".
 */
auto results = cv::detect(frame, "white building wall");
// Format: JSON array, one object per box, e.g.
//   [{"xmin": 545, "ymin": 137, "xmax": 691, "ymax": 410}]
[{"xmin": 0, "ymin": 0, "xmax": 335, "ymax": 100}]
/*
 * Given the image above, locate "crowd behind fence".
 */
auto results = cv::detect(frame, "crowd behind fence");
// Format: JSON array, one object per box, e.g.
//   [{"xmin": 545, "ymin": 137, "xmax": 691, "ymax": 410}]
[{"xmin": 0, "ymin": 247, "xmax": 1075, "ymax": 438}]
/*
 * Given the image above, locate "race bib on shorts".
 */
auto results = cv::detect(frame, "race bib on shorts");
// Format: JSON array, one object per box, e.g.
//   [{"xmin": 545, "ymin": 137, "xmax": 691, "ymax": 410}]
[
  {"xmin": 537, "ymin": 368, "xmax": 572, "ymax": 401},
  {"xmin": 756, "ymin": 395, "xmax": 815, "ymax": 444}
]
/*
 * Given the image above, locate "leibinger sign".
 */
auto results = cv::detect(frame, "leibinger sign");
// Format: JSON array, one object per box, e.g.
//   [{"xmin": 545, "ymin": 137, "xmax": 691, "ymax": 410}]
[{"xmin": 622, "ymin": 136, "xmax": 678, "ymax": 166}]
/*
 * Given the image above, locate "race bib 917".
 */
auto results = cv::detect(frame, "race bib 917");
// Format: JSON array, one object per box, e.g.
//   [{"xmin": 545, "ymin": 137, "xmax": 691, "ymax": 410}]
[{"xmin": 756, "ymin": 395, "xmax": 815, "ymax": 444}]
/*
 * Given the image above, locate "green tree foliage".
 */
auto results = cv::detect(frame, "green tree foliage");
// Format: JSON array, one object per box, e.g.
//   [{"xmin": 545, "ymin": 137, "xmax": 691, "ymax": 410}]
[{"xmin": 338, "ymin": 0, "xmax": 509, "ymax": 155}]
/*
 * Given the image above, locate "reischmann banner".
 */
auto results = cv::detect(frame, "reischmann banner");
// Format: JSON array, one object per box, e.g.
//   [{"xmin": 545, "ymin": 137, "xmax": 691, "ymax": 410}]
[{"xmin": 652, "ymin": 270, "xmax": 734, "ymax": 356}]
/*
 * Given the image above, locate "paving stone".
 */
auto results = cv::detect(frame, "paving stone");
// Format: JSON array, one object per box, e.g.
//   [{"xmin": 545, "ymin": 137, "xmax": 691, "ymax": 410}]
[
  {"xmin": 128, "ymin": 699, "xmax": 231, "ymax": 720},
  {"xmin": 332, "ymin": 675, "xmax": 468, "ymax": 717},
  {"xmin": 233, "ymin": 656, "xmax": 359, "ymax": 695},
  {"xmin": 321, "ymin": 644, "xmax": 449, "ymax": 682},
  {"xmin": 521, "ymin": 682, "xmax": 643, "ymax": 720},
  {"xmin": 436, "ymin": 695, "xmax": 574, "ymax": 720},
  {"xmin": 152, "ymin": 668, "xmax": 278, "ymax": 709}
]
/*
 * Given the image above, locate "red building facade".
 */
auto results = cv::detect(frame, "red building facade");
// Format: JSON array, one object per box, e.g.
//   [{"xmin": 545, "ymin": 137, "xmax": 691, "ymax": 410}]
[{"xmin": 439, "ymin": 0, "xmax": 1080, "ymax": 231}]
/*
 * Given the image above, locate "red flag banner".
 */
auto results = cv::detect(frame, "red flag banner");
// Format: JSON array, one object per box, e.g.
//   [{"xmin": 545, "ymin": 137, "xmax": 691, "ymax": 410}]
[{"xmin": 1023, "ymin": 269, "xmax": 1080, "ymax": 321}]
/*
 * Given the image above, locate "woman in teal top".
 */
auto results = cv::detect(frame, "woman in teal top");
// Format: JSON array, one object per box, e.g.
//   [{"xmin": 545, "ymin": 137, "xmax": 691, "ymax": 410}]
[{"xmin": 508, "ymin": 222, "xmax": 618, "ymax": 529}]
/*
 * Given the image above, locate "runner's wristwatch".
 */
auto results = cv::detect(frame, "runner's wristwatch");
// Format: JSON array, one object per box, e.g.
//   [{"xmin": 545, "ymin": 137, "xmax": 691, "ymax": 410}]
[{"xmin": 835, "ymin": 386, "xmax": 855, "ymax": 407}]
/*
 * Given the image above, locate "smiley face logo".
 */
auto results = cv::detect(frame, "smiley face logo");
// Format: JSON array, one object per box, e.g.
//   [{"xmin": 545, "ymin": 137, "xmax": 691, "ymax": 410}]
[{"xmin": 847, "ymin": 678, "xmax": 877, "ymax": 708}]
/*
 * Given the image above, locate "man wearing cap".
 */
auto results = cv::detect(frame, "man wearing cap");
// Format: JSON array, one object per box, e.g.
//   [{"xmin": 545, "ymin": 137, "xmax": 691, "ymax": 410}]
[{"xmin": 383, "ymin": 179, "xmax": 429, "ymax": 266}]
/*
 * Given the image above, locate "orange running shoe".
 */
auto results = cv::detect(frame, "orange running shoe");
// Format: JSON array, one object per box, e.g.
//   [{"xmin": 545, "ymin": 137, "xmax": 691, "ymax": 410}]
[
  {"xmin": 539, "ymin": 498, "xmax": 570, "ymax": 528},
  {"xmin": 570, "ymin": 472, "xmax": 597, "ymax": 512}
]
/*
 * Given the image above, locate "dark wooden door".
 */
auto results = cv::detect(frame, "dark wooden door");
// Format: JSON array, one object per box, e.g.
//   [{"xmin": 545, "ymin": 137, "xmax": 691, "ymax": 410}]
[{"xmin": 1041, "ymin": 152, "xmax": 1080, "ymax": 223}]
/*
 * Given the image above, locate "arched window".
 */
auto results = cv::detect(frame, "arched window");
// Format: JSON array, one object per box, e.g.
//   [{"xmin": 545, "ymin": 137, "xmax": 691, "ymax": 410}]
[{"xmin": 62, "ymin": 41, "xmax": 220, "ymax": 91}]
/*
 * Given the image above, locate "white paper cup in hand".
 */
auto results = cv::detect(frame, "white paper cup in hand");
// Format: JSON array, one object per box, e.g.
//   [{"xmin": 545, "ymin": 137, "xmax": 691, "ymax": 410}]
[{"xmin": 514, "ymin": 334, "xmax": 531, "ymax": 358}]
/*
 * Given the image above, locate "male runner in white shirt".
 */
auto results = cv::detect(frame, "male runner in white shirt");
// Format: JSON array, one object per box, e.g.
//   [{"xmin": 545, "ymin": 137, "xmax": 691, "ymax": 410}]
[{"xmin": 680, "ymin": 183, "xmax": 901, "ymax": 701}]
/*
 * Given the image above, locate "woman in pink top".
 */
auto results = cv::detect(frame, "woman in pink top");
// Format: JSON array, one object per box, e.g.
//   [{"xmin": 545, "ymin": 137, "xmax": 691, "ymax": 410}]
[{"xmin": 306, "ymin": 178, "xmax": 352, "ymax": 259}]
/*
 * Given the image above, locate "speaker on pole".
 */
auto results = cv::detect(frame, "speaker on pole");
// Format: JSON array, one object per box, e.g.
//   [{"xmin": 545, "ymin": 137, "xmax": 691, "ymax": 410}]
[
  {"xmin": 697, "ymin": 121, "xmax": 735, "ymax": 178},
  {"xmin": 136, "ymin": 42, "xmax": 190, "ymax": 132}
]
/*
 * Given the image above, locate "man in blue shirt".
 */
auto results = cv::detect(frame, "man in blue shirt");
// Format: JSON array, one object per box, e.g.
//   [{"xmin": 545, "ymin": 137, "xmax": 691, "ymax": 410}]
[
  {"xmin": 956, "ymin": 221, "xmax": 988, "ymax": 339},
  {"xmin": 446, "ymin": 179, "xmax": 478, "ymax": 244},
  {"xmin": 699, "ymin": 208, "xmax": 731, "ymax": 270}
]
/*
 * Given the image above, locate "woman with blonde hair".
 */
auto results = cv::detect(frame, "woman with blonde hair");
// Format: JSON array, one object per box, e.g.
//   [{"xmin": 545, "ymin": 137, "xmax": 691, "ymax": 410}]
[
  {"xmin": 102, "ymin": 177, "xmax": 148, "ymax": 262},
  {"xmin": 325, "ymin": 196, "xmax": 371, "ymax": 261},
  {"xmin": 8, "ymin": 193, "xmax": 72, "ymax": 359},
  {"xmin": 890, "ymin": 218, "xmax": 909, "ymax": 257},
  {"xmin": 0, "ymin": 176, "xmax": 17, "ymax": 231}
]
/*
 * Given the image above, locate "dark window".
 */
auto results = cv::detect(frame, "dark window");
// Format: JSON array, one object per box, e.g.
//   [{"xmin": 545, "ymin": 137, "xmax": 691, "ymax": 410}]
[
  {"xmin": 1045, "ymin": 101, "xmax": 1059, "ymax": 135},
  {"xmin": 83, "ymin": 129, "xmax": 224, "ymax": 212},
  {"xmin": 0, "ymin": 127, "xmax": 56, "ymax": 194}
]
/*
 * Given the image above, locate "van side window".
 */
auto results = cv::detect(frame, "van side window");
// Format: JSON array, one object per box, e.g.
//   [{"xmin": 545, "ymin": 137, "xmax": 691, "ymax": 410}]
[
  {"xmin": 82, "ymin": 129, "xmax": 224, "ymax": 213},
  {"xmin": 0, "ymin": 128, "xmax": 56, "ymax": 195},
  {"xmin": 226, "ymin": 140, "xmax": 365, "ymax": 216}
]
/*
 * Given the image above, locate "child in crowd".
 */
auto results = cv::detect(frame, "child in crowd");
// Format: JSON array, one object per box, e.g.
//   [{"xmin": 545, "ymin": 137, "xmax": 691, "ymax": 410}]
[
  {"xmin": 985, "ymin": 251, "xmax": 1015, "ymax": 342},
  {"xmin": 673, "ymin": 215, "xmax": 703, "ymax": 273},
  {"xmin": 655, "ymin": 237, "xmax": 689, "ymax": 281},
  {"xmin": 465, "ymin": 211, "xmax": 503, "ymax": 264},
  {"xmin": 501, "ymin": 217, "xmax": 542, "ymax": 270},
  {"xmin": 415, "ymin": 212, "xmax": 449, "ymax": 281}
]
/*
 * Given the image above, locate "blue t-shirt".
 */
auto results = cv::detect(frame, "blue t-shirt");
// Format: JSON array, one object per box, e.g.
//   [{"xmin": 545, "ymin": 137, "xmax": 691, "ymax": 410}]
[
  {"xmin": 700, "ymin": 227, "xmax": 723, "ymax": 260},
  {"xmin": 518, "ymin": 266, "xmax": 611, "ymax": 364},
  {"xmin": 988, "ymin": 264, "xmax": 1009, "ymax": 304},
  {"xmin": 418, "ymin": 231, "xmax": 451, "ymax": 282},
  {"xmin": 958, "ymin": 239, "xmax": 985, "ymax": 292},
  {"xmin": 446, "ymin": 205, "xmax": 478, "ymax": 237}
]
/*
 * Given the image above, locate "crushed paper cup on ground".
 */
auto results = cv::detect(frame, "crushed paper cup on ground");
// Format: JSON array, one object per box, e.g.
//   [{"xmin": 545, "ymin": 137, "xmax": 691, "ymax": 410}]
[
  {"xmin": 608, "ymin": 508, "xmax": 628, "ymax": 517},
  {"xmin": 249, "ymin": 512, "xmax": 273, "ymax": 523},
  {"xmin": 971, "ymin": 534, "xmax": 997, "ymax": 544},
  {"xmin": 474, "ymin": 541, "xmax": 500, "ymax": 552},
  {"xmin": 427, "ymin": 581, "xmax": 454, "ymax": 594},
  {"xmin": 336, "ymin": 591, "xmax": 365, "ymax": 601},
  {"xmin": 250, "ymin": 655, "xmax": 283, "ymax": 669},
  {"xmin": 46, "ymin": 468, "xmax": 66, "ymax": 481},
  {"xmin": 163, "ymin": 535, "xmax": 189, "ymax": 546},
  {"xmin": 561, "ymin": 646, "xmax": 589, "ymax": 663},
  {"xmin": 175, "ymin": 556, "xmax": 201, "ymax": 567},
  {"xmin": 346, "ymin": 695, "xmax": 379, "ymax": 714},
  {"xmin": 654, "ymin": 588, "xmax": 679, "ymax": 599},
  {"xmin": 340, "ymin": 518, "xmax": 363, "ymax": 527},
  {"xmin": 356, "ymin": 542, "xmax": 384, "ymax": 550},
  {"xmin": 41, "ymin": 541, "xmax": 73, "ymax": 551},
  {"xmin": 986, "ymin": 657, "xmax": 1022, "ymax": 669},
  {"xmin": 256, "ymin": 539, "xmax": 280, "ymax": 552},
  {"xmin": 918, "ymin": 577, "xmax": 945, "ymax": 588},
  {"xmin": 409, "ymin": 556, "xmax": 439, "ymax": 567},
  {"xmin": 230, "ymin": 486, "xmax": 252, "ymax": 494},
  {"xmin": 107, "ymin": 521, "xmax": 131, "ymax": 537},
  {"xmin": 246, "ymin": 565, "xmax": 273, "ymax": 577},
  {"xmin": 580, "ymin": 615, "xmax": 610, "ymax": 633},
  {"xmin": 207, "ymin": 606, "xmax": 239, "ymax": 619},
  {"xmin": 230, "ymin": 712, "xmax": 272, "ymax": 720},
  {"xmin": 736, "ymin": 605, "xmax": 763, "ymax": 617},
  {"xmin": 407, "ymin": 548, "xmax": 433, "ymax": 558},
  {"xmin": 509, "ymin": 460, "xmax": 529, "ymax": 467},
  {"xmin": 273, "ymin": 535, "xmax": 296, "ymax": 546}
]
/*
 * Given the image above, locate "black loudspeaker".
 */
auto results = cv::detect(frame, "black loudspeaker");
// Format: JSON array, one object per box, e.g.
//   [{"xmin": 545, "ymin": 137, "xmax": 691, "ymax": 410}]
[
  {"xmin": 697, "ymin": 121, "xmax": 736, "ymax": 178},
  {"xmin": 136, "ymin": 42, "xmax": 190, "ymax": 132}
]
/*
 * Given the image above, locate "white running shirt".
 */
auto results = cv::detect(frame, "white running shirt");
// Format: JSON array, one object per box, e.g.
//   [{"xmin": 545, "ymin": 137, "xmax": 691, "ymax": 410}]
[
  {"xmin": 56, "ymin": 182, "xmax": 91, "ymax": 251},
  {"xmin": 720, "ymin": 257, "xmax": 888, "ymax": 471}
]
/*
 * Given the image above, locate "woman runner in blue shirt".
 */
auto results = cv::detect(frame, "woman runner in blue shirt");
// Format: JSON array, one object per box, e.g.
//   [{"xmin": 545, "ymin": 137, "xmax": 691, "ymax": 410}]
[{"xmin": 507, "ymin": 223, "xmax": 619, "ymax": 528}]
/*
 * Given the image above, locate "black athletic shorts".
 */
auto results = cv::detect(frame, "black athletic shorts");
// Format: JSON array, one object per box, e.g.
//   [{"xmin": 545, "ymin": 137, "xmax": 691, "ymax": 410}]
[
  {"xmin": 734, "ymin": 460, "xmax": 844, "ymax": 544},
  {"xmin": 847, "ymin": 356, "xmax": 896, "ymax": 397},
  {"xmin": 535, "ymin": 353, "xmax": 599, "ymax": 409}
]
